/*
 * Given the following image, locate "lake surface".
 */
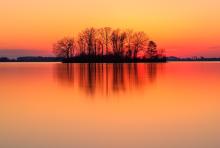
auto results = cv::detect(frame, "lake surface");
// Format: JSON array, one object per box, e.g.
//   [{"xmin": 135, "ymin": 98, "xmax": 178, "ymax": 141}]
[{"xmin": 0, "ymin": 62, "xmax": 219, "ymax": 148}]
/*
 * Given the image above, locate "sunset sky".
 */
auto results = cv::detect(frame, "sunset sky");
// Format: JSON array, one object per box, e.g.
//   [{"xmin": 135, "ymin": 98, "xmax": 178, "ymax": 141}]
[{"xmin": 0, "ymin": 0, "xmax": 220, "ymax": 57}]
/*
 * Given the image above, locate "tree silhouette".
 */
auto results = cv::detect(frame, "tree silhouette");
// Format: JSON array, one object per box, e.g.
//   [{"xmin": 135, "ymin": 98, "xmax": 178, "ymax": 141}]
[
  {"xmin": 104, "ymin": 27, "xmax": 112, "ymax": 55},
  {"xmin": 133, "ymin": 32, "xmax": 148, "ymax": 59},
  {"xmin": 125, "ymin": 29, "xmax": 134, "ymax": 59},
  {"xmin": 83, "ymin": 28, "xmax": 97, "ymax": 56},
  {"xmin": 97, "ymin": 28, "xmax": 105, "ymax": 56},
  {"xmin": 111, "ymin": 29, "xmax": 127, "ymax": 57},
  {"xmin": 147, "ymin": 41, "xmax": 158, "ymax": 59},
  {"xmin": 53, "ymin": 37, "xmax": 75, "ymax": 59},
  {"xmin": 77, "ymin": 32, "xmax": 87, "ymax": 55}
]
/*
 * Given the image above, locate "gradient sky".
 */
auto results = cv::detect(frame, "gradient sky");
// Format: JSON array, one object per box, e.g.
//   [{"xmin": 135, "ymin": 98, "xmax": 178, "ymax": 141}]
[{"xmin": 0, "ymin": 0, "xmax": 220, "ymax": 57}]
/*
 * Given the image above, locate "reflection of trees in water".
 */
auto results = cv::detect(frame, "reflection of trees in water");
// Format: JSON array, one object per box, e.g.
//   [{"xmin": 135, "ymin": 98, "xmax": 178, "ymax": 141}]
[
  {"xmin": 87, "ymin": 64, "xmax": 96, "ymax": 94},
  {"xmin": 54, "ymin": 63, "xmax": 161, "ymax": 96},
  {"xmin": 54, "ymin": 64, "xmax": 75, "ymax": 86},
  {"xmin": 113, "ymin": 64, "xmax": 125, "ymax": 92},
  {"xmin": 147, "ymin": 64, "xmax": 157, "ymax": 82}
]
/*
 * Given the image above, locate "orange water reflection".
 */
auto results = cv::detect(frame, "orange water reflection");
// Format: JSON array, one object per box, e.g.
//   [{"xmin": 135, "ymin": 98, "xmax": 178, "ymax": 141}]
[{"xmin": 54, "ymin": 63, "xmax": 164, "ymax": 96}]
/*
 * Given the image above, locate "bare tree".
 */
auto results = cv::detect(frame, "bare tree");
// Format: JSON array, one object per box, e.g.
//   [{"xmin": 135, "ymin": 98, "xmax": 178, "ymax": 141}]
[
  {"xmin": 77, "ymin": 32, "xmax": 87, "ymax": 55},
  {"xmin": 125, "ymin": 29, "xmax": 134, "ymax": 58},
  {"xmin": 111, "ymin": 29, "xmax": 119, "ymax": 56},
  {"xmin": 119, "ymin": 32, "xmax": 127, "ymax": 56},
  {"xmin": 83, "ymin": 28, "xmax": 97, "ymax": 56},
  {"xmin": 147, "ymin": 40, "xmax": 158, "ymax": 58},
  {"xmin": 53, "ymin": 37, "xmax": 75, "ymax": 59},
  {"xmin": 97, "ymin": 28, "xmax": 105, "ymax": 56},
  {"xmin": 111, "ymin": 29, "xmax": 127, "ymax": 57},
  {"xmin": 133, "ymin": 32, "xmax": 148, "ymax": 59},
  {"xmin": 104, "ymin": 27, "xmax": 112, "ymax": 55}
]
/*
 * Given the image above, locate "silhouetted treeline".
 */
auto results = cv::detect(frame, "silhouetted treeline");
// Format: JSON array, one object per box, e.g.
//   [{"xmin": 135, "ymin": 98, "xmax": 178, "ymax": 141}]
[
  {"xmin": 0, "ymin": 57, "xmax": 63, "ymax": 62},
  {"xmin": 0, "ymin": 57, "xmax": 11, "ymax": 62},
  {"xmin": 16, "ymin": 57, "xmax": 63, "ymax": 62},
  {"xmin": 167, "ymin": 56, "xmax": 220, "ymax": 61},
  {"xmin": 53, "ymin": 27, "xmax": 166, "ymax": 63}
]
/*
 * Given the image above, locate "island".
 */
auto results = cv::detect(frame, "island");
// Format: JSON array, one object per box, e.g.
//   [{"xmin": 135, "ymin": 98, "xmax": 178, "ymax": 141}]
[{"xmin": 53, "ymin": 27, "xmax": 166, "ymax": 63}]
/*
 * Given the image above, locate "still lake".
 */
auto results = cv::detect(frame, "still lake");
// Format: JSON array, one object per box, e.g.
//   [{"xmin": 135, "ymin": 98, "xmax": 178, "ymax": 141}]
[{"xmin": 0, "ymin": 62, "xmax": 219, "ymax": 148}]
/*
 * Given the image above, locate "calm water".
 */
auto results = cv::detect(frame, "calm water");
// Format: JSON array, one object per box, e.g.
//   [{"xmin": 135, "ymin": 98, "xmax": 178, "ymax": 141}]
[{"xmin": 0, "ymin": 62, "xmax": 219, "ymax": 148}]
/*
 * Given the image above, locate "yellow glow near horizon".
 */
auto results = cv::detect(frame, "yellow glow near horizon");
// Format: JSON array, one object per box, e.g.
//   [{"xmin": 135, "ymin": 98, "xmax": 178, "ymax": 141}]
[{"xmin": 0, "ymin": 0, "xmax": 220, "ymax": 56}]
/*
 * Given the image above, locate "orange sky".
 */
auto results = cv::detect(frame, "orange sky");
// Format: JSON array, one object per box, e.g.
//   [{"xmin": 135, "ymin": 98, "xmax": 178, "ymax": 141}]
[{"xmin": 0, "ymin": 0, "xmax": 220, "ymax": 57}]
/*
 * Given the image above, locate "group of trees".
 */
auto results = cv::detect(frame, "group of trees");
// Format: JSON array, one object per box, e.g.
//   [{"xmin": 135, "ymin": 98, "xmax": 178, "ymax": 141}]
[{"xmin": 53, "ymin": 27, "xmax": 166, "ymax": 62}]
